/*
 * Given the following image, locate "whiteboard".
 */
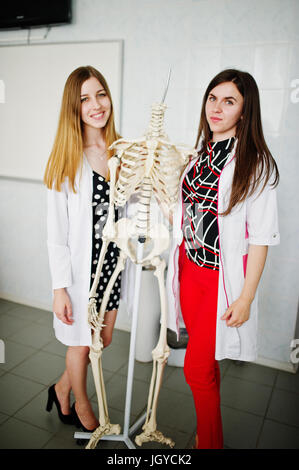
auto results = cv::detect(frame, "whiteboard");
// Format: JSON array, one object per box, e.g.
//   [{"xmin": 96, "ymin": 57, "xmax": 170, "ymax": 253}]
[{"xmin": 0, "ymin": 40, "xmax": 123, "ymax": 180}]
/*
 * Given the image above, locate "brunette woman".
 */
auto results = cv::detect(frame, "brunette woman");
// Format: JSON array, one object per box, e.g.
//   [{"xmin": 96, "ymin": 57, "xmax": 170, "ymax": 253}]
[{"xmin": 166, "ymin": 69, "xmax": 280, "ymax": 449}]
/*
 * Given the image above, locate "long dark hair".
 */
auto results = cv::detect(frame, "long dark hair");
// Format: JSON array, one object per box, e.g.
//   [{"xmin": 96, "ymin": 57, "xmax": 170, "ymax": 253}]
[{"xmin": 195, "ymin": 69, "xmax": 279, "ymax": 215}]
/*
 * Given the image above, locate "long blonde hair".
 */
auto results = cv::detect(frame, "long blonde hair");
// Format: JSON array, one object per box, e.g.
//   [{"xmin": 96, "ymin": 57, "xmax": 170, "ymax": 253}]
[{"xmin": 44, "ymin": 66, "xmax": 120, "ymax": 192}]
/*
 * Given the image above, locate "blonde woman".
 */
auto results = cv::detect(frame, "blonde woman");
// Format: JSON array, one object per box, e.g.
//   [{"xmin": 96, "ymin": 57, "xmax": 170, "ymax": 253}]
[{"xmin": 44, "ymin": 66, "xmax": 121, "ymax": 431}]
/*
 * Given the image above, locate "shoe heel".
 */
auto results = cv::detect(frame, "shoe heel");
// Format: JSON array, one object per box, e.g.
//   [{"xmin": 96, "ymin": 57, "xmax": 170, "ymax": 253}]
[{"xmin": 46, "ymin": 389, "xmax": 53, "ymax": 412}]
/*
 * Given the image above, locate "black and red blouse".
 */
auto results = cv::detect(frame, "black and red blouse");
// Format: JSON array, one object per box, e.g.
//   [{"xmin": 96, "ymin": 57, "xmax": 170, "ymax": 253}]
[{"xmin": 182, "ymin": 137, "xmax": 235, "ymax": 271}]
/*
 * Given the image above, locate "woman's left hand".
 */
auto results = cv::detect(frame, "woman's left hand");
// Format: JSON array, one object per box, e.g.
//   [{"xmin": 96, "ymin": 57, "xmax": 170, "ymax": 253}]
[{"xmin": 220, "ymin": 296, "xmax": 251, "ymax": 328}]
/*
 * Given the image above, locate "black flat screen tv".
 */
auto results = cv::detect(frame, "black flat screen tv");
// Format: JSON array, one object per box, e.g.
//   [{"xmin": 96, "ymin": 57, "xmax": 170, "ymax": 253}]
[{"xmin": 0, "ymin": 0, "xmax": 72, "ymax": 30}]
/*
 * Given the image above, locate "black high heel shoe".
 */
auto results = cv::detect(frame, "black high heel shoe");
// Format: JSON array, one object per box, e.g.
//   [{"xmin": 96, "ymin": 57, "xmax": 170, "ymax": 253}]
[
  {"xmin": 71, "ymin": 403, "xmax": 97, "ymax": 432},
  {"xmin": 46, "ymin": 384, "xmax": 74, "ymax": 425}
]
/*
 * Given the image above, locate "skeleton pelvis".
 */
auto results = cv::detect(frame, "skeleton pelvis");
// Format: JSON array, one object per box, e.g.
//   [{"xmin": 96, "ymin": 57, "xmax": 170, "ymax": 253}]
[{"xmin": 110, "ymin": 218, "xmax": 169, "ymax": 264}]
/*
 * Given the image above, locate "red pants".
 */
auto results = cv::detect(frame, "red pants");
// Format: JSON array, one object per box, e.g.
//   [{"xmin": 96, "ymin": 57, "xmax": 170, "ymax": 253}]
[{"xmin": 179, "ymin": 242, "xmax": 223, "ymax": 449}]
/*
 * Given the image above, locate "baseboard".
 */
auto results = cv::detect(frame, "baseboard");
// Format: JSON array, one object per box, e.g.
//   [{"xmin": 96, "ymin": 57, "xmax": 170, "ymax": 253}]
[
  {"xmin": 0, "ymin": 292, "xmax": 52, "ymax": 312},
  {"xmin": 255, "ymin": 355, "xmax": 298, "ymax": 374}
]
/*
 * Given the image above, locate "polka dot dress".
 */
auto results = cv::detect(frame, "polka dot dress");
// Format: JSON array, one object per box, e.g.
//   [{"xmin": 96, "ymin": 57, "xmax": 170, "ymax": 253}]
[{"xmin": 90, "ymin": 170, "xmax": 121, "ymax": 312}]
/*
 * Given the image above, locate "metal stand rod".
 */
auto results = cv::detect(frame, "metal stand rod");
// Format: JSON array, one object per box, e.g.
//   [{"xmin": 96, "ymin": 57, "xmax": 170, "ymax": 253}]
[{"xmin": 74, "ymin": 241, "xmax": 145, "ymax": 449}]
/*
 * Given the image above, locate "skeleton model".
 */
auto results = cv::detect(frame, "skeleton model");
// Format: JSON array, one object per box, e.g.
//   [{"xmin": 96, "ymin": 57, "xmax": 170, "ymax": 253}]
[{"xmin": 85, "ymin": 78, "xmax": 196, "ymax": 449}]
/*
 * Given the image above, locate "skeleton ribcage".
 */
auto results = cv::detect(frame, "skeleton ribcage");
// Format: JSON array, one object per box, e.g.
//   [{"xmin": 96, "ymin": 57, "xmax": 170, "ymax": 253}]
[{"xmin": 113, "ymin": 140, "xmax": 185, "ymax": 208}]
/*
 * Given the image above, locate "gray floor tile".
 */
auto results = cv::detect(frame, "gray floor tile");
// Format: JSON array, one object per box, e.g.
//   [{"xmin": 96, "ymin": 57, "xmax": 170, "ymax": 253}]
[
  {"xmin": 11, "ymin": 350, "xmax": 66, "ymax": 385},
  {"xmin": 0, "ymin": 340, "xmax": 36, "ymax": 372},
  {"xmin": 275, "ymin": 369, "xmax": 299, "ymax": 395},
  {"xmin": 257, "ymin": 419, "xmax": 299, "ymax": 449},
  {"xmin": 118, "ymin": 360, "xmax": 154, "ymax": 383},
  {"xmin": 0, "ymin": 299, "xmax": 22, "ymax": 315},
  {"xmin": 219, "ymin": 359, "xmax": 231, "ymax": 377},
  {"xmin": 42, "ymin": 338, "xmax": 68, "ymax": 358},
  {"xmin": 0, "ymin": 372, "xmax": 45, "ymax": 415},
  {"xmin": 7, "ymin": 323, "xmax": 55, "ymax": 349},
  {"xmin": 1, "ymin": 372, "xmax": 47, "ymax": 418},
  {"xmin": 226, "ymin": 361, "xmax": 278, "ymax": 386},
  {"xmin": 221, "ymin": 405, "xmax": 263, "ymax": 449},
  {"xmin": 14, "ymin": 387, "xmax": 70, "ymax": 433},
  {"xmin": 43, "ymin": 434, "xmax": 82, "ymax": 449},
  {"xmin": 36, "ymin": 312, "xmax": 54, "ymax": 327},
  {"xmin": 0, "ymin": 313, "xmax": 34, "ymax": 338},
  {"xmin": 163, "ymin": 366, "xmax": 192, "ymax": 396},
  {"xmin": 104, "ymin": 373, "xmax": 149, "ymax": 418},
  {"xmin": 0, "ymin": 412, "xmax": 10, "ymax": 425},
  {"xmin": 221, "ymin": 375, "xmax": 272, "ymax": 416},
  {"xmin": 267, "ymin": 389, "xmax": 299, "ymax": 428},
  {"xmin": 0, "ymin": 417, "xmax": 53, "ymax": 449},
  {"xmin": 156, "ymin": 387, "xmax": 196, "ymax": 434},
  {"xmin": 5, "ymin": 304, "xmax": 51, "ymax": 323},
  {"xmin": 118, "ymin": 360, "xmax": 174, "ymax": 384},
  {"xmin": 95, "ymin": 438, "xmax": 130, "ymax": 449},
  {"xmin": 101, "ymin": 342, "xmax": 130, "ymax": 373},
  {"xmin": 55, "ymin": 420, "xmax": 87, "ymax": 443},
  {"xmin": 112, "ymin": 329, "xmax": 130, "ymax": 347}
]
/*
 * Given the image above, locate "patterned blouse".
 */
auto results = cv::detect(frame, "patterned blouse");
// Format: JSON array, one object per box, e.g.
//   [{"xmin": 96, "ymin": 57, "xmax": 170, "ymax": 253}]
[{"xmin": 182, "ymin": 137, "xmax": 235, "ymax": 271}]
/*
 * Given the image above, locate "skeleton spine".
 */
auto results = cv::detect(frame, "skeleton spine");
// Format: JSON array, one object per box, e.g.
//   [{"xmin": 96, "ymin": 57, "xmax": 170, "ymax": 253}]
[
  {"xmin": 147, "ymin": 103, "xmax": 166, "ymax": 139},
  {"xmin": 136, "ymin": 177, "xmax": 152, "ymax": 240},
  {"xmin": 135, "ymin": 103, "xmax": 166, "ymax": 241}
]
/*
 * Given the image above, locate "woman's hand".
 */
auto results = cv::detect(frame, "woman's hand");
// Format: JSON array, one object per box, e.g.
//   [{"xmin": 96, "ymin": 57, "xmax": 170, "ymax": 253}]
[
  {"xmin": 220, "ymin": 296, "xmax": 251, "ymax": 328},
  {"xmin": 53, "ymin": 288, "xmax": 74, "ymax": 325},
  {"xmin": 221, "ymin": 245, "xmax": 268, "ymax": 328}
]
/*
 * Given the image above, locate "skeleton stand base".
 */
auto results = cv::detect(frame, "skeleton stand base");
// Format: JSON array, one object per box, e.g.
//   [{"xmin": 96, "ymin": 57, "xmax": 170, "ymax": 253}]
[{"xmin": 74, "ymin": 241, "xmax": 147, "ymax": 449}]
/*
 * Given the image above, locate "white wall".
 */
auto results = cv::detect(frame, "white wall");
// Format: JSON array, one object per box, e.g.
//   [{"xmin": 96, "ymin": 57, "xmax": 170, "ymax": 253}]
[
  {"xmin": 0, "ymin": 0, "xmax": 298, "ymax": 371},
  {"xmin": 0, "ymin": 41, "xmax": 123, "ymax": 179}
]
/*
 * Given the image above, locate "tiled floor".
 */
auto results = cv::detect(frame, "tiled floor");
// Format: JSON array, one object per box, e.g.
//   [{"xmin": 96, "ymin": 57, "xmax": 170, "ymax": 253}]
[{"xmin": 0, "ymin": 298, "xmax": 298, "ymax": 449}]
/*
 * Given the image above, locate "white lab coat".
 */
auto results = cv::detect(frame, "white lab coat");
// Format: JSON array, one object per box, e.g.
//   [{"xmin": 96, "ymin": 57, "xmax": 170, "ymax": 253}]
[
  {"xmin": 47, "ymin": 155, "xmax": 134, "ymax": 346},
  {"xmin": 166, "ymin": 141, "xmax": 280, "ymax": 362}
]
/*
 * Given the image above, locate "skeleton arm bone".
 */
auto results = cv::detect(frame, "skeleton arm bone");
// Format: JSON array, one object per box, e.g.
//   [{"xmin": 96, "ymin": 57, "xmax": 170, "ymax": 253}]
[{"xmin": 102, "ymin": 156, "xmax": 120, "ymax": 239}]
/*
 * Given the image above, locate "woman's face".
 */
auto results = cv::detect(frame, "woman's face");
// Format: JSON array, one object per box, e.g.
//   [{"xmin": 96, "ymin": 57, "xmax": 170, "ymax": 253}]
[
  {"xmin": 205, "ymin": 81, "xmax": 244, "ymax": 141},
  {"xmin": 80, "ymin": 76, "xmax": 111, "ymax": 131}
]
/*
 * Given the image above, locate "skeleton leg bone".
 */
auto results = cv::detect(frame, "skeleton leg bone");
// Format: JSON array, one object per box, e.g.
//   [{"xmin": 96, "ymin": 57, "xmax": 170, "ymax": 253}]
[
  {"xmin": 86, "ymin": 250, "xmax": 128, "ymax": 449},
  {"xmin": 135, "ymin": 256, "xmax": 174, "ymax": 448}
]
